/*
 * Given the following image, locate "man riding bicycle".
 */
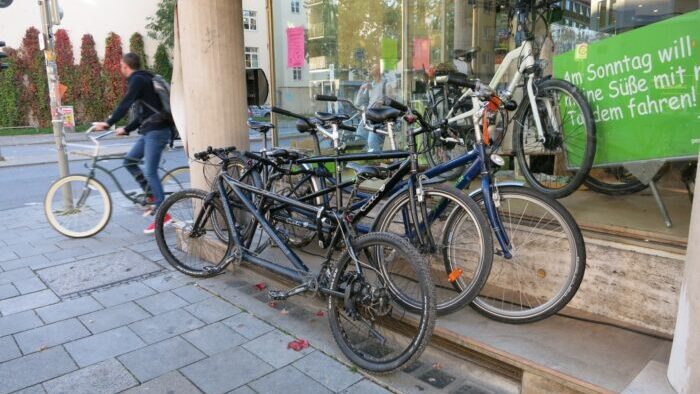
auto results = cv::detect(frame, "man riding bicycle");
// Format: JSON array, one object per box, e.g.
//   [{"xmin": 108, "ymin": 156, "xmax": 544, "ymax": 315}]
[{"xmin": 94, "ymin": 52, "xmax": 172, "ymax": 234}]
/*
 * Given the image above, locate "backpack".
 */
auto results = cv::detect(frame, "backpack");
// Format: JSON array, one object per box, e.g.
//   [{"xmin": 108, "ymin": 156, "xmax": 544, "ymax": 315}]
[{"xmin": 140, "ymin": 74, "xmax": 180, "ymax": 147}]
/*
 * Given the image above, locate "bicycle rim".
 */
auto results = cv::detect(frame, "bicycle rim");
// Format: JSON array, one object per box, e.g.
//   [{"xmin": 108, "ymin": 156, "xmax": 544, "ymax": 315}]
[
  {"xmin": 44, "ymin": 175, "xmax": 111, "ymax": 238},
  {"xmin": 328, "ymin": 233, "xmax": 435, "ymax": 373},
  {"xmin": 155, "ymin": 189, "xmax": 232, "ymax": 277},
  {"xmin": 514, "ymin": 81, "xmax": 595, "ymax": 198},
  {"xmin": 376, "ymin": 186, "xmax": 492, "ymax": 314},
  {"xmin": 472, "ymin": 186, "xmax": 585, "ymax": 322}
]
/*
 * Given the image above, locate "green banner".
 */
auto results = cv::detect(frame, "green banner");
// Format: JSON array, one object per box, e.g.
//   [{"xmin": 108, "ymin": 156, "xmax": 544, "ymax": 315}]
[{"xmin": 554, "ymin": 10, "xmax": 700, "ymax": 166}]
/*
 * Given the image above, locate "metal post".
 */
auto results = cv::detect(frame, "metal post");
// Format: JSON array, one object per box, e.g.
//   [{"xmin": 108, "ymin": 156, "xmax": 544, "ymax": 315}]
[
  {"xmin": 266, "ymin": 0, "xmax": 278, "ymax": 148},
  {"xmin": 39, "ymin": 0, "xmax": 72, "ymax": 208}
]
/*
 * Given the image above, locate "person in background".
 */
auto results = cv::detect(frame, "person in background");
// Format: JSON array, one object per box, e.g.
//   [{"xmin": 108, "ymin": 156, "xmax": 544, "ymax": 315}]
[
  {"xmin": 94, "ymin": 53, "xmax": 173, "ymax": 234},
  {"xmin": 354, "ymin": 63, "xmax": 396, "ymax": 152}
]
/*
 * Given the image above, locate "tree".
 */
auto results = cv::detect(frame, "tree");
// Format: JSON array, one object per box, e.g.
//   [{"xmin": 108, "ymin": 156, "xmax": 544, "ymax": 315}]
[
  {"xmin": 77, "ymin": 34, "xmax": 106, "ymax": 122},
  {"xmin": 153, "ymin": 43, "xmax": 172, "ymax": 82},
  {"xmin": 0, "ymin": 47, "xmax": 21, "ymax": 127},
  {"xmin": 54, "ymin": 29, "xmax": 76, "ymax": 104},
  {"xmin": 18, "ymin": 27, "xmax": 50, "ymax": 127},
  {"xmin": 129, "ymin": 32, "xmax": 148, "ymax": 69},
  {"xmin": 147, "ymin": 0, "xmax": 176, "ymax": 49},
  {"xmin": 103, "ymin": 32, "xmax": 125, "ymax": 111}
]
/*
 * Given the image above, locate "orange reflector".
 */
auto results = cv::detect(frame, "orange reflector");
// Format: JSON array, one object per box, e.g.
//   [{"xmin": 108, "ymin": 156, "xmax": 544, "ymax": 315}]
[{"xmin": 448, "ymin": 268, "xmax": 463, "ymax": 283}]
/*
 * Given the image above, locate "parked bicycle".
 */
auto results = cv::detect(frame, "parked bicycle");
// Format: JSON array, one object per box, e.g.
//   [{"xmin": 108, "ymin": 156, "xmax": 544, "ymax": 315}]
[
  {"xmin": 424, "ymin": 0, "xmax": 596, "ymax": 199},
  {"xmin": 44, "ymin": 126, "xmax": 189, "ymax": 238},
  {"xmin": 155, "ymin": 145, "xmax": 437, "ymax": 373}
]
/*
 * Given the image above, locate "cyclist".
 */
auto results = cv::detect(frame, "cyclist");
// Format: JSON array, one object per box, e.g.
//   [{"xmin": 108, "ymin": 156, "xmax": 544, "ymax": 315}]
[{"xmin": 94, "ymin": 52, "xmax": 172, "ymax": 234}]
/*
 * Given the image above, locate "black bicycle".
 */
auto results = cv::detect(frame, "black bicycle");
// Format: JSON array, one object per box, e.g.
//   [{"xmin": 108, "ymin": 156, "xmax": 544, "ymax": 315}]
[
  {"xmin": 45, "ymin": 127, "xmax": 189, "ymax": 238},
  {"xmin": 155, "ymin": 145, "xmax": 436, "ymax": 373}
]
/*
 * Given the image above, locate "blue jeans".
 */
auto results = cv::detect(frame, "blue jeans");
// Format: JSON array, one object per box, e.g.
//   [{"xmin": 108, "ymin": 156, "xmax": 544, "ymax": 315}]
[{"xmin": 124, "ymin": 128, "xmax": 171, "ymax": 210}]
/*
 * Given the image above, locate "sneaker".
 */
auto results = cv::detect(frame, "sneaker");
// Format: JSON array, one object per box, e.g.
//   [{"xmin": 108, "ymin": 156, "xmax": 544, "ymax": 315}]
[{"xmin": 144, "ymin": 213, "xmax": 172, "ymax": 234}]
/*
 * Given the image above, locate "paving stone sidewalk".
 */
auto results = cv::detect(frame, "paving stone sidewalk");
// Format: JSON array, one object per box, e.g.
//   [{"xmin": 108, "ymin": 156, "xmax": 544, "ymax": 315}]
[{"xmin": 0, "ymin": 196, "xmax": 392, "ymax": 394}]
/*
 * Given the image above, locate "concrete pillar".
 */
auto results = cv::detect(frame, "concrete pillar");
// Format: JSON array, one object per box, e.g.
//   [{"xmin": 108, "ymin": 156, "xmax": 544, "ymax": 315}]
[
  {"xmin": 668, "ymin": 153, "xmax": 700, "ymax": 393},
  {"xmin": 174, "ymin": 0, "xmax": 249, "ymax": 189}
]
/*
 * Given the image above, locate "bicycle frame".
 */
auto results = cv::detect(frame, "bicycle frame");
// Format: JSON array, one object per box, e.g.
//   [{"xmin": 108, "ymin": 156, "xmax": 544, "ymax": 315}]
[{"xmin": 203, "ymin": 166, "xmax": 352, "ymax": 299}]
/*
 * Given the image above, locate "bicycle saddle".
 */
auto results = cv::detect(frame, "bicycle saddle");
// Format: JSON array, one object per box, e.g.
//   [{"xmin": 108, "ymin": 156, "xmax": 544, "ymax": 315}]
[
  {"xmin": 247, "ymin": 119, "xmax": 274, "ymax": 133},
  {"xmin": 268, "ymin": 148, "xmax": 301, "ymax": 161},
  {"xmin": 295, "ymin": 118, "xmax": 321, "ymax": 133},
  {"xmin": 454, "ymin": 47, "xmax": 479, "ymax": 61},
  {"xmin": 365, "ymin": 106, "xmax": 403, "ymax": 124},
  {"xmin": 346, "ymin": 162, "xmax": 391, "ymax": 180},
  {"xmin": 315, "ymin": 112, "xmax": 350, "ymax": 123}
]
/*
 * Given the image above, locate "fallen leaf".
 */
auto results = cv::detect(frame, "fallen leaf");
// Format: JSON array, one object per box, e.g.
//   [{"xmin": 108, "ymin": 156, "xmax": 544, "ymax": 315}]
[
  {"xmin": 315, "ymin": 310, "xmax": 325, "ymax": 317},
  {"xmin": 280, "ymin": 308, "xmax": 289, "ymax": 315},
  {"xmin": 432, "ymin": 362, "xmax": 443, "ymax": 370},
  {"xmin": 287, "ymin": 338, "xmax": 310, "ymax": 351},
  {"xmin": 255, "ymin": 282, "xmax": 267, "ymax": 291},
  {"xmin": 268, "ymin": 301, "xmax": 277, "ymax": 308}
]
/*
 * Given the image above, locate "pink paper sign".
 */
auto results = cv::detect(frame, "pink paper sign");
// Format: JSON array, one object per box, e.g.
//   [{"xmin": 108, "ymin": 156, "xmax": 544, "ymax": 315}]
[
  {"xmin": 412, "ymin": 38, "xmax": 431, "ymax": 70},
  {"xmin": 287, "ymin": 26, "xmax": 305, "ymax": 68}
]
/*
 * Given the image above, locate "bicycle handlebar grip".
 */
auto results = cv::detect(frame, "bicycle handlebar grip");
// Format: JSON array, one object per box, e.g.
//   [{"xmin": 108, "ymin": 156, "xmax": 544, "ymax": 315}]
[
  {"xmin": 272, "ymin": 106, "xmax": 303, "ymax": 120},
  {"xmin": 314, "ymin": 94, "xmax": 338, "ymax": 102},
  {"xmin": 193, "ymin": 151, "xmax": 208, "ymax": 161},
  {"xmin": 382, "ymin": 97, "xmax": 408, "ymax": 112},
  {"xmin": 447, "ymin": 73, "xmax": 477, "ymax": 90}
]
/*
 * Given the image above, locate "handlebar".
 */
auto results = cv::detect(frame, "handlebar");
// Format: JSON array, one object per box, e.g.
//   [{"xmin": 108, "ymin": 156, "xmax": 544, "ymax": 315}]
[
  {"xmin": 314, "ymin": 94, "xmax": 337, "ymax": 102},
  {"xmin": 193, "ymin": 145, "xmax": 237, "ymax": 161}
]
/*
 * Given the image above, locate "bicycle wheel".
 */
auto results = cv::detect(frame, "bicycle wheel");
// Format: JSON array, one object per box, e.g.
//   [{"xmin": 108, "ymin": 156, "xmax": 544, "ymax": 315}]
[
  {"xmin": 44, "ymin": 175, "xmax": 112, "ymax": 238},
  {"xmin": 328, "ymin": 232, "xmax": 435, "ymax": 373},
  {"xmin": 211, "ymin": 156, "xmax": 262, "ymax": 244},
  {"xmin": 513, "ymin": 78, "xmax": 596, "ymax": 199},
  {"xmin": 270, "ymin": 162, "xmax": 321, "ymax": 247},
  {"xmin": 161, "ymin": 166, "xmax": 191, "ymax": 195},
  {"xmin": 470, "ymin": 186, "xmax": 586, "ymax": 323},
  {"xmin": 155, "ymin": 188, "xmax": 232, "ymax": 277},
  {"xmin": 374, "ymin": 184, "xmax": 492, "ymax": 315},
  {"xmin": 423, "ymin": 98, "xmax": 471, "ymax": 180},
  {"xmin": 584, "ymin": 167, "xmax": 653, "ymax": 195}
]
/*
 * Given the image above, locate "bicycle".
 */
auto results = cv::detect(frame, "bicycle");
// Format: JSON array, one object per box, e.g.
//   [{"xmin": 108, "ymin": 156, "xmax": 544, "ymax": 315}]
[
  {"xmin": 154, "ymin": 145, "xmax": 437, "ymax": 374},
  {"xmin": 44, "ymin": 126, "xmax": 190, "ymax": 238},
  {"xmin": 423, "ymin": 0, "xmax": 596, "ymax": 199}
]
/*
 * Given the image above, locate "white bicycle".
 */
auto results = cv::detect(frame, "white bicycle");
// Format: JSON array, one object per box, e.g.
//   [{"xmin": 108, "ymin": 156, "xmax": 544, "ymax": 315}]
[{"xmin": 424, "ymin": 0, "xmax": 596, "ymax": 198}]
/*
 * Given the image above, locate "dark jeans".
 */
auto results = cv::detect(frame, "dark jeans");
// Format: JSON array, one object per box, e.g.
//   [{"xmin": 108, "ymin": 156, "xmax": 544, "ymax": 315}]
[{"xmin": 124, "ymin": 128, "xmax": 171, "ymax": 210}]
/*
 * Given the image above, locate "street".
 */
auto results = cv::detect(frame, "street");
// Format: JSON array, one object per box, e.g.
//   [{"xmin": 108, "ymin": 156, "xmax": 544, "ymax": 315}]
[{"xmin": 0, "ymin": 149, "xmax": 188, "ymax": 211}]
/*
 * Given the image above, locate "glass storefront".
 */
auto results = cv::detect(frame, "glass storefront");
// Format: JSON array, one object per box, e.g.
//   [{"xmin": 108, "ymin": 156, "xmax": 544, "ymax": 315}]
[{"xmin": 269, "ymin": 0, "xmax": 698, "ymax": 240}]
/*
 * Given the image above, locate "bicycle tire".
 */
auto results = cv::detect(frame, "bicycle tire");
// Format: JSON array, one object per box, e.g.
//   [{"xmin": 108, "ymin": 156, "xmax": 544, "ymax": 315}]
[
  {"xmin": 373, "ymin": 184, "xmax": 493, "ymax": 315},
  {"xmin": 469, "ymin": 186, "xmax": 586, "ymax": 323},
  {"xmin": 327, "ymin": 232, "xmax": 436, "ymax": 374},
  {"xmin": 513, "ymin": 78, "xmax": 596, "ymax": 199},
  {"xmin": 160, "ymin": 166, "xmax": 191, "ymax": 193},
  {"xmin": 44, "ymin": 175, "xmax": 112, "ymax": 238},
  {"xmin": 583, "ymin": 166, "xmax": 662, "ymax": 195},
  {"xmin": 155, "ymin": 188, "xmax": 232, "ymax": 277}
]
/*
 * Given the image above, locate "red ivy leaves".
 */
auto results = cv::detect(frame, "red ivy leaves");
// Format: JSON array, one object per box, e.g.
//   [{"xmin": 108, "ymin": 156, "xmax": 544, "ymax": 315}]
[
  {"xmin": 77, "ymin": 34, "xmax": 106, "ymax": 122},
  {"xmin": 54, "ymin": 29, "xmax": 76, "ymax": 104},
  {"xmin": 17, "ymin": 27, "xmax": 50, "ymax": 127},
  {"xmin": 103, "ymin": 32, "xmax": 125, "ymax": 112}
]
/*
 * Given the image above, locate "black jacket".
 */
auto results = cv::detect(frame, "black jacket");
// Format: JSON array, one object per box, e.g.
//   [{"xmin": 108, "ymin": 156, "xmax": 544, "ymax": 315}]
[{"xmin": 106, "ymin": 70, "xmax": 170, "ymax": 134}]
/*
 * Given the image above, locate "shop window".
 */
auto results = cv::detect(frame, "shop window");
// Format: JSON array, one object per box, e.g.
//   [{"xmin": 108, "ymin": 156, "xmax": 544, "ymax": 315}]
[
  {"xmin": 292, "ymin": 67, "xmax": 302, "ymax": 81},
  {"xmin": 243, "ymin": 10, "xmax": 257, "ymax": 31},
  {"xmin": 245, "ymin": 46, "xmax": 259, "ymax": 68}
]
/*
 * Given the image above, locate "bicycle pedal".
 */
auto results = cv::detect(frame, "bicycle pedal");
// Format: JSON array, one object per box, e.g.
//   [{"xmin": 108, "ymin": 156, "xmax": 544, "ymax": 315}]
[{"xmin": 268, "ymin": 290, "xmax": 289, "ymax": 301}]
